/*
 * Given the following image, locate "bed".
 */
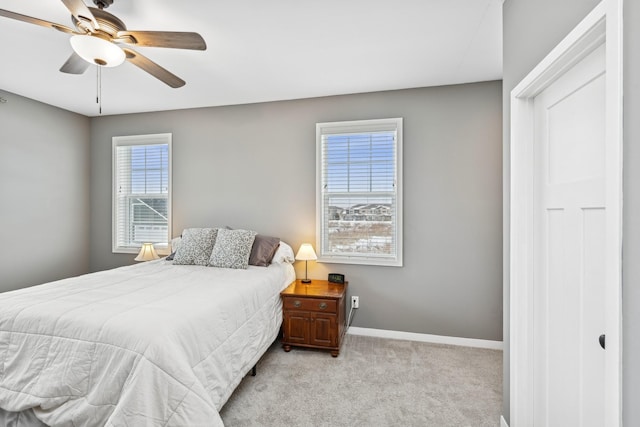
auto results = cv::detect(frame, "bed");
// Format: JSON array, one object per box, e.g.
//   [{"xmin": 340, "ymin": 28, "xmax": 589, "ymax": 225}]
[{"xmin": 0, "ymin": 241, "xmax": 295, "ymax": 427}]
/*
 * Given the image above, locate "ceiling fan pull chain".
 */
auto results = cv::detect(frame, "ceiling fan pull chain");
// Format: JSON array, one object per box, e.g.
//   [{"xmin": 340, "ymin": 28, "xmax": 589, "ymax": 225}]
[{"xmin": 96, "ymin": 65, "xmax": 102, "ymax": 115}]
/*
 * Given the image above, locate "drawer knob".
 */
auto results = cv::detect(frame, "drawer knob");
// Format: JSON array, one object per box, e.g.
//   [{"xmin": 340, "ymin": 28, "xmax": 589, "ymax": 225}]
[
  {"xmin": 293, "ymin": 300, "xmax": 301, "ymax": 308},
  {"xmin": 318, "ymin": 302, "xmax": 327, "ymax": 310}
]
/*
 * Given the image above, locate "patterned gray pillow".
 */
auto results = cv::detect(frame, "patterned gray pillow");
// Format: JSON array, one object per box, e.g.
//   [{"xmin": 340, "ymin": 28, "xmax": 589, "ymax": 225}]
[
  {"xmin": 173, "ymin": 228, "xmax": 218, "ymax": 266},
  {"xmin": 208, "ymin": 228, "xmax": 257, "ymax": 269}
]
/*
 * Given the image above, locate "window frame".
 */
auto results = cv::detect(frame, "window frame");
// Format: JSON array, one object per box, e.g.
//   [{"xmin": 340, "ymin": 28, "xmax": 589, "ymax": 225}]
[
  {"xmin": 316, "ymin": 118, "xmax": 403, "ymax": 267},
  {"xmin": 112, "ymin": 133, "xmax": 172, "ymax": 255}
]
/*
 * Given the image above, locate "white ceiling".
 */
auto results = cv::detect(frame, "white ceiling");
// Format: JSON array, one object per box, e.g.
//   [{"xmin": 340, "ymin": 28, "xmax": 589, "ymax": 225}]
[{"xmin": 0, "ymin": 0, "xmax": 502, "ymax": 117}]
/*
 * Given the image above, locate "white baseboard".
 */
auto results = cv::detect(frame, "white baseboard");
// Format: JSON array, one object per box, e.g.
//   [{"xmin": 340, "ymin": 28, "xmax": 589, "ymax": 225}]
[
  {"xmin": 347, "ymin": 326, "xmax": 503, "ymax": 350},
  {"xmin": 500, "ymin": 415, "xmax": 509, "ymax": 427}
]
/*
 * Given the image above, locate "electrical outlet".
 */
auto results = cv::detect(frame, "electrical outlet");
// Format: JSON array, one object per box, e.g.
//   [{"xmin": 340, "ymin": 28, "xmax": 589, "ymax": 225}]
[{"xmin": 351, "ymin": 296, "xmax": 359, "ymax": 309}]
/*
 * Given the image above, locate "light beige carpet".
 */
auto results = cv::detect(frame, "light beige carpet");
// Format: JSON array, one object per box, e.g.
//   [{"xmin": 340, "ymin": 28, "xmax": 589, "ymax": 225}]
[{"xmin": 220, "ymin": 334, "xmax": 502, "ymax": 427}]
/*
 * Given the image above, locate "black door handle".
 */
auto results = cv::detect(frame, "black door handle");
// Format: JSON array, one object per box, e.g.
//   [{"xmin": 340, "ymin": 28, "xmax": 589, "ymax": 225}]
[{"xmin": 599, "ymin": 334, "xmax": 605, "ymax": 349}]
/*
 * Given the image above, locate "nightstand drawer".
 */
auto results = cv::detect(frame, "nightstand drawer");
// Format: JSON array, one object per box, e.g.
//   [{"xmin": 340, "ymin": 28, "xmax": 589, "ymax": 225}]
[{"xmin": 283, "ymin": 297, "xmax": 337, "ymax": 313}]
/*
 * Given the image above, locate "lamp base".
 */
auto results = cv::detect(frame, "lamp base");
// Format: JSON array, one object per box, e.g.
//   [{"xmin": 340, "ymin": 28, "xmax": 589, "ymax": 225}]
[{"xmin": 301, "ymin": 279, "xmax": 312, "ymax": 283}]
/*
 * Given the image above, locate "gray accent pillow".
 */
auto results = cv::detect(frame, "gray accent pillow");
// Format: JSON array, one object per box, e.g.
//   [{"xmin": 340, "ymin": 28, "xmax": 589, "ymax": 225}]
[
  {"xmin": 209, "ymin": 228, "xmax": 257, "ymax": 269},
  {"xmin": 249, "ymin": 235, "xmax": 281, "ymax": 267},
  {"xmin": 173, "ymin": 228, "xmax": 218, "ymax": 266}
]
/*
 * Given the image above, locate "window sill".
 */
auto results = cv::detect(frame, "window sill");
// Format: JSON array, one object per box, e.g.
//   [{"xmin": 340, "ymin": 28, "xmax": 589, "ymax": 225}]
[
  {"xmin": 318, "ymin": 256, "xmax": 403, "ymax": 267},
  {"xmin": 113, "ymin": 247, "xmax": 170, "ymax": 256}
]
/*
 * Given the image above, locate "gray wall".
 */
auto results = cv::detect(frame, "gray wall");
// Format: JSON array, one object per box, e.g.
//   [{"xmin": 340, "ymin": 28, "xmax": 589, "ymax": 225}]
[
  {"xmin": 90, "ymin": 82, "xmax": 503, "ymax": 341},
  {"xmin": 502, "ymin": 0, "xmax": 639, "ymax": 424},
  {"xmin": 0, "ymin": 90, "xmax": 91, "ymax": 292}
]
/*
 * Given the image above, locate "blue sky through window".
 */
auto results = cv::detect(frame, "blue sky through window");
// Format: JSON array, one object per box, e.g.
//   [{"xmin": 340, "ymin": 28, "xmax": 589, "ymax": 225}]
[
  {"xmin": 324, "ymin": 132, "xmax": 395, "ymax": 196},
  {"xmin": 130, "ymin": 144, "xmax": 169, "ymax": 194}
]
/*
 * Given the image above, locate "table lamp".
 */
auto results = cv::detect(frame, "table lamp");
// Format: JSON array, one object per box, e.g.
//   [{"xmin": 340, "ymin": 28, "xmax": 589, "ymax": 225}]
[
  {"xmin": 134, "ymin": 243, "xmax": 160, "ymax": 262},
  {"xmin": 295, "ymin": 243, "xmax": 317, "ymax": 283}
]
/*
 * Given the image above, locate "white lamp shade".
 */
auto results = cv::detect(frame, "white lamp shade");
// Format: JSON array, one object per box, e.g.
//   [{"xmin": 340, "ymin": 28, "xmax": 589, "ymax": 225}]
[
  {"xmin": 70, "ymin": 35, "xmax": 126, "ymax": 67},
  {"xmin": 135, "ymin": 243, "xmax": 160, "ymax": 262},
  {"xmin": 295, "ymin": 243, "xmax": 317, "ymax": 261}
]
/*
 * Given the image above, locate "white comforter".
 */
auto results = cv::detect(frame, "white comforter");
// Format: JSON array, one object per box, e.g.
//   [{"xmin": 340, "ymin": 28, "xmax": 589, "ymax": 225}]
[{"xmin": 0, "ymin": 260, "xmax": 295, "ymax": 427}]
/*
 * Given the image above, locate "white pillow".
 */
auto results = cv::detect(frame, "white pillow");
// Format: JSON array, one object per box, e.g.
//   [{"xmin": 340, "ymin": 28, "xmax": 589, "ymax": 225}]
[
  {"xmin": 271, "ymin": 241, "xmax": 295, "ymax": 264},
  {"xmin": 170, "ymin": 236, "xmax": 182, "ymax": 253}
]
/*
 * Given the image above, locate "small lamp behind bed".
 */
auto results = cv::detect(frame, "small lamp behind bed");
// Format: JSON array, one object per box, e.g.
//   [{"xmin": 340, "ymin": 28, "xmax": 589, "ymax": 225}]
[
  {"xmin": 135, "ymin": 243, "xmax": 160, "ymax": 262},
  {"xmin": 295, "ymin": 243, "xmax": 317, "ymax": 283}
]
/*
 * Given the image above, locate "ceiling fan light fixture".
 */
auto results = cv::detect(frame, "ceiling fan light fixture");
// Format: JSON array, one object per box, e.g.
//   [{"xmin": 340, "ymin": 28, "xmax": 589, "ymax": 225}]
[{"xmin": 70, "ymin": 35, "xmax": 125, "ymax": 67}]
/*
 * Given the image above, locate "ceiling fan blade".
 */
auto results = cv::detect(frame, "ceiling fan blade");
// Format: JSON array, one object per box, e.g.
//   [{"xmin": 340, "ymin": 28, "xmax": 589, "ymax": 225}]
[
  {"xmin": 60, "ymin": 0, "xmax": 98, "ymax": 32},
  {"xmin": 0, "ymin": 8, "xmax": 77, "ymax": 34},
  {"xmin": 60, "ymin": 52, "xmax": 90, "ymax": 74},
  {"xmin": 123, "ymin": 48, "xmax": 186, "ymax": 88},
  {"xmin": 117, "ymin": 31, "xmax": 207, "ymax": 50}
]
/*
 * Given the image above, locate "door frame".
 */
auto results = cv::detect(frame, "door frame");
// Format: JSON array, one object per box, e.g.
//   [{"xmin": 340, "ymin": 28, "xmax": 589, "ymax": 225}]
[{"xmin": 509, "ymin": 0, "xmax": 623, "ymax": 425}]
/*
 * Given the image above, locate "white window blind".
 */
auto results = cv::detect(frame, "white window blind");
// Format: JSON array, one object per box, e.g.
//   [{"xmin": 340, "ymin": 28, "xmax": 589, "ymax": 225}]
[
  {"xmin": 112, "ymin": 134, "xmax": 171, "ymax": 254},
  {"xmin": 316, "ymin": 118, "xmax": 403, "ymax": 266}
]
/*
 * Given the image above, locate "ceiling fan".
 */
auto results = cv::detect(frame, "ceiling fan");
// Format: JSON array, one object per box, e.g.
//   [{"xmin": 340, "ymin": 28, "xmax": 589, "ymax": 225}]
[{"xmin": 0, "ymin": 0, "xmax": 206, "ymax": 88}]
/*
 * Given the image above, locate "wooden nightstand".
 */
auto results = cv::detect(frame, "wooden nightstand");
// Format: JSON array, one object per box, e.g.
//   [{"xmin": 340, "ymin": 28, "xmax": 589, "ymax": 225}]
[{"xmin": 280, "ymin": 279, "xmax": 348, "ymax": 357}]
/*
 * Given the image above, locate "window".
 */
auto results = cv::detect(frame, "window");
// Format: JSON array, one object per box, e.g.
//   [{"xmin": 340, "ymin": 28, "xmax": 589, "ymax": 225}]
[
  {"xmin": 112, "ymin": 134, "xmax": 171, "ymax": 254},
  {"xmin": 316, "ymin": 118, "xmax": 403, "ymax": 266}
]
